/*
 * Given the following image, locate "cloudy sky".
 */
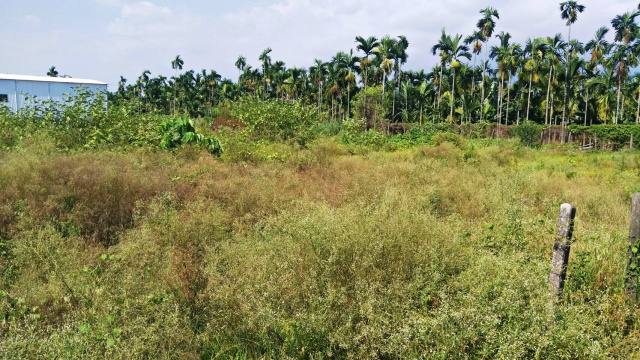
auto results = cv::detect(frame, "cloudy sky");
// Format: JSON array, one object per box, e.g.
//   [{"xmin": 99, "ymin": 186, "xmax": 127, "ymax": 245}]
[{"xmin": 0, "ymin": 0, "xmax": 636, "ymax": 88}]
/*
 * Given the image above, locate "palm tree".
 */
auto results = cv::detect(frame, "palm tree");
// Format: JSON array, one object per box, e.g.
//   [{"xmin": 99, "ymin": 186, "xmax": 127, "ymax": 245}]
[
  {"xmin": 581, "ymin": 61, "xmax": 597, "ymax": 125},
  {"xmin": 543, "ymin": 34, "xmax": 566, "ymax": 124},
  {"xmin": 431, "ymin": 29, "xmax": 452, "ymax": 114},
  {"xmin": 259, "ymin": 48, "xmax": 272, "ymax": 100},
  {"xmin": 586, "ymin": 63, "xmax": 616, "ymax": 123},
  {"xmin": 612, "ymin": 11, "xmax": 640, "ymax": 45},
  {"xmin": 465, "ymin": 30, "xmax": 485, "ymax": 119},
  {"xmin": 355, "ymin": 36, "xmax": 379, "ymax": 90},
  {"xmin": 118, "ymin": 76, "xmax": 127, "ymax": 95},
  {"xmin": 417, "ymin": 80, "xmax": 433, "ymax": 126},
  {"xmin": 611, "ymin": 11, "xmax": 639, "ymax": 123},
  {"xmin": 309, "ymin": 59, "xmax": 327, "ymax": 113},
  {"xmin": 504, "ymin": 43, "xmax": 522, "ymax": 125},
  {"xmin": 559, "ymin": 1, "xmax": 586, "ymax": 126},
  {"xmin": 524, "ymin": 38, "xmax": 548, "ymax": 121},
  {"xmin": 610, "ymin": 45, "xmax": 637, "ymax": 123},
  {"xmin": 235, "ymin": 55, "xmax": 246, "ymax": 79},
  {"xmin": 585, "ymin": 27, "xmax": 611, "ymax": 64},
  {"xmin": 477, "ymin": 7, "xmax": 500, "ymax": 123},
  {"xmin": 47, "ymin": 66, "xmax": 58, "ymax": 77},
  {"xmin": 490, "ymin": 31, "xmax": 515, "ymax": 125},
  {"xmin": 445, "ymin": 34, "xmax": 471, "ymax": 122},
  {"xmin": 335, "ymin": 50, "xmax": 358, "ymax": 117},
  {"xmin": 392, "ymin": 36, "xmax": 409, "ymax": 121},
  {"xmin": 374, "ymin": 36, "xmax": 396, "ymax": 100},
  {"xmin": 171, "ymin": 55, "xmax": 184, "ymax": 113}
]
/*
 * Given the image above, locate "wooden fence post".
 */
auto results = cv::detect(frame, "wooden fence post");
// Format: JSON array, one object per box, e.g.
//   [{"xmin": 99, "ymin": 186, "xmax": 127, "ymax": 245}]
[
  {"xmin": 625, "ymin": 193, "xmax": 640, "ymax": 301},
  {"xmin": 631, "ymin": 134, "xmax": 634, "ymax": 151},
  {"xmin": 549, "ymin": 203, "xmax": 576, "ymax": 301}
]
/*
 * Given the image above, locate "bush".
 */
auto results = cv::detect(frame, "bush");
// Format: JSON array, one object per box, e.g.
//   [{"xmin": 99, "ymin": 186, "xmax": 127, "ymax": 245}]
[
  {"xmin": 510, "ymin": 122, "xmax": 544, "ymax": 147},
  {"xmin": 568, "ymin": 124, "xmax": 640, "ymax": 149},
  {"xmin": 340, "ymin": 118, "xmax": 387, "ymax": 149},
  {"xmin": 158, "ymin": 117, "xmax": 222, "ymax": 156},
  {"xmin": 229, "ymin": 98, "xmax": 323, "ymax": 141}
]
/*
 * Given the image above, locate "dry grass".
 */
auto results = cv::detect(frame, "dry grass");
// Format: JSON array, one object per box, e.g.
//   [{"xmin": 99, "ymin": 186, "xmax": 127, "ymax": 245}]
[{"xmin": 1, "ymin": 138, "xmax": 640, "ymax": 358}]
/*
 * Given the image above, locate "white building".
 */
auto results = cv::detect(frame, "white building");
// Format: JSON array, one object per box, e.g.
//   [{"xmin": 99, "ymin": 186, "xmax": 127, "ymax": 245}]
[{"xmin": 0, "ymin": 74, "xmax": 108, "ymax": 112}]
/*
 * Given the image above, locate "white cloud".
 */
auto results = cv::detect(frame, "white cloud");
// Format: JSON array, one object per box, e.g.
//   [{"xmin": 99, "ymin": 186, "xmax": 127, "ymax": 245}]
[
  {"xmin": 88, "ymin": 0, "xmax": 640, "ymax": 84},
  {"xmin": 24, "ymin": 15, "xmax": 40, "ymax": 24}
]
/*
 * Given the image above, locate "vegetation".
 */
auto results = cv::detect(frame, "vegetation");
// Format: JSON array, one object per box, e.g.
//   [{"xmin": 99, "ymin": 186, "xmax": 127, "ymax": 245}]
[
  {"xmin": 4, "ymin": 1, "xmax": 640, "ymax": 358},
  {"xmin": 106, "ymin": 3, "xmax": 640, "ymax": 127},
  {"xmin": 2, "ymin": 132, "xmax": 640, "ymax": 358}
]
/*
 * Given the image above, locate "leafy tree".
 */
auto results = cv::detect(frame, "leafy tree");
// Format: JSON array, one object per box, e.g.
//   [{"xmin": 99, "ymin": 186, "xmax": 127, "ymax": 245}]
[
  {"xmin": 47, "ymin": 66, "xmax": 59, "ymax": 77},
  {"xmin": 477, "ymin": 7, "xmax": 500, "ymax": 122},
  {"xmin": 560, "ymin": 1, "xmax": 586, "ymax": 125}
]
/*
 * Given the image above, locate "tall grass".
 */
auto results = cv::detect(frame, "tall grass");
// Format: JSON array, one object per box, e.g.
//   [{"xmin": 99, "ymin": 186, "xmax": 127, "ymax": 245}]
[{"xmin": 1, "ymin": 137, "xmax": 640, "ymax": 358}]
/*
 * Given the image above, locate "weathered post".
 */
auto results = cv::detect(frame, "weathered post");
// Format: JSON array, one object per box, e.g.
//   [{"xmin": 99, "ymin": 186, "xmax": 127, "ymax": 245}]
[
  {"xmin": 630, "ymin": 134, "xmax": 634, "ymax": 151},
  {"xmin": 549, "ymin": 203, "xmax": 576, "ymax": 301},
  {"xmin": 625, "ymin": 193, "xmax": 640, "ymax": 301}
]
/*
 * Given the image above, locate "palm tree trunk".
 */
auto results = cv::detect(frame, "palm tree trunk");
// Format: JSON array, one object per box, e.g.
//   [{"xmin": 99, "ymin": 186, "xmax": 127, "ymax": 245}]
[
  {"xmin": 347, "ymin": 84, "xmax": 351, "ymax": 119},
  {"xmin": 471, "ymin": 53, "xmax": 477, "ymax": 122},
  {"xmin": 506, "ymin": 72, "xmax": 511, "ymax": 126},
  {"xmin": 562, "ymin": 24, "xmax": 572, "ymax": 126},
  {"xmin": 616, "ymin": 77, "xmax": 622, "ymax": 124},
  {"xmin": 364, "ymin": 60, "xmax": 368, "ymax": 90},
  {"xmin": 481, "ymin": 45, "xmax": 488, "ymax": 123},
  {"xmin": 527, "ymin": 72, "xmax": 533, "ymax": 122},
  {"xmin": 498, "ymin": 72, "xmax": 504, "ymax": 125},
  {"xmin": 546, "ymin": 64, "xmax": 553, "ymax": 125},
  {"xmin": 437, "ymin": 64, "xmax": 443, "ymax": 111},
  {"xmin": 450, "ymin": 68, "xmax": 456, "ymax": 123},
  {"xmin": 584, "ymin": 87, "xmax": 589, "ymax": 126},
  {"xmin": 382, "ymin": 75, "xmax": 386, "ymax": 99},
  {"xmin": 497, "ymin": 74, "xmax": 501, "ymax": 125}
]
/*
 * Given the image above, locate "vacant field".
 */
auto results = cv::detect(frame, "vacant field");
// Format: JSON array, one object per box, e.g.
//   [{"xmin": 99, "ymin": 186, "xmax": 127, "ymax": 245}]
[{"xmin": 1, "ymin": 136, "xmax": 640, "ymax": 359}]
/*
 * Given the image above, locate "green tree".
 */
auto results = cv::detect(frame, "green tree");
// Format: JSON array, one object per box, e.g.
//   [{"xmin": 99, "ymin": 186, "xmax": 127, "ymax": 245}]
[
  {"xmin": 524, "ymin": 38, "xmax": 548, "ymax": 121},
  {"xmin": 542, "ymin": 34, "xmax": 567, "ymax": 124},
  {"xmin": 47, "ymin": 66, "xmax": 59, "ymax": 77},
  {"xmin": 477, "ymin": 7, "xmax": 500, "ymax": 122},
  {"xmin": 258, "ymin": 48, "xmax": 273, "ymax": 99},
  {"xmin": 559, "ymin": 1, "xmax": 586, "ymax": 125},
  {"xmin": 355, "ymin": 36, "xmax": 379, "ymax": 90},
  {"xmin": 445, "ymin": 34, "xmax": 471, "ymax": 122},
  {"xmin": 171, "ymin": 55, "xmax": 184, "ymax": 113}
]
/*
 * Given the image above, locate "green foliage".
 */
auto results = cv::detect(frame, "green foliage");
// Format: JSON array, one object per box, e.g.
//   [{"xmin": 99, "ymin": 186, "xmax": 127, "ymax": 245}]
[
  {"xmin": 340, "ymin": 118, "xmax": 387, "ymax": 149},
  {"xmin": 229, "ymin": 97, "xmax": 322, "ymax": 141},
  {"xmin": 351, "ymin": 86, "xmax": 387, "ymax": 130},
  {"xmin": 0, "ymin": 88, "xmax": 161, "ymax": 150},
  {"xmin": 388, "ymin": 124, "xmax": 444, "ymax": 148},
  {"xmin": 158, "ymin": 117, "xmax": 222, "ymax": 155},
  {"xmin": 568, "ymin": 125, "xmax": 640, "ymax": 149},
  {"xmin": 510, "ymin": 122, "xmax": 545, "ymax": 147}
]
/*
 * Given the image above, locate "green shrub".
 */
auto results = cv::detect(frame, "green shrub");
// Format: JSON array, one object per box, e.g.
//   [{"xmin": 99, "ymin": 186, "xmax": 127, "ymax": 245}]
[
  {"xmin": 158, "ymin": 117, "xmax": 222, "ymax": 156},
  {"xmin": 229, "ymin": 98, "xmax": 322, "ymax": 141},
  {"xmin": 340, "ymin": 118, "xmax": 387, "ymax": 149},
  {"xmin": 510, "ymin": 122, "xmax": 544, "ymax": 147},
  {"xmin": 568, "ymin": 124, "xmax": 640, "ymax": 149}
]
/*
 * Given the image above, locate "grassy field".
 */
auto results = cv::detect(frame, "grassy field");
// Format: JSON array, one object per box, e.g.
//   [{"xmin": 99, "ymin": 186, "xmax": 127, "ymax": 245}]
[{"xmin": 2, "ymin": 135, "xmax": 640, "ymax": 358}]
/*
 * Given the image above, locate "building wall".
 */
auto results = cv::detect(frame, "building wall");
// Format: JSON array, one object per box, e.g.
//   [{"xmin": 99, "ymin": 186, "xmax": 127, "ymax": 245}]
[{"xmin": 0, "ymin": 79, "xmax": 108, "ymax": 111}]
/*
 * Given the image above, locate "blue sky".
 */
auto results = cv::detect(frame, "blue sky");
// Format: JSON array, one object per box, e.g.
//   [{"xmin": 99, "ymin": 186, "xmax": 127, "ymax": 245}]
[{"xmin": 1, "ymin": 0, "xmax": 636, "ymax": 89}]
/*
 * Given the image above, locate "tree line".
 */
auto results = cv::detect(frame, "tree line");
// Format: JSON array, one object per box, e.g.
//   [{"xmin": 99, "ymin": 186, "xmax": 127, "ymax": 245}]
[{"xmin": 107, "ymin": 2, "xmax": 640, "ymax": 126}]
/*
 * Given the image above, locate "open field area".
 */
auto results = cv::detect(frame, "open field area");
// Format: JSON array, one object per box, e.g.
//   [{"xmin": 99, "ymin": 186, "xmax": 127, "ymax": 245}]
[
  {"xmin": 2, "ymin": 135, "xmax": 640, "ymax": 358},
  {"xmin": 5, "ymin": 1, "xmax": 640, "ymax": 358}
]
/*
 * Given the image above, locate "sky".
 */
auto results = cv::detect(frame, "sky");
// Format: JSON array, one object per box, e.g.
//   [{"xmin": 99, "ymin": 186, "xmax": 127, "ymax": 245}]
[{"xmin": 0, "ymin": 0, "xmax": 637, "ymax": 89}]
